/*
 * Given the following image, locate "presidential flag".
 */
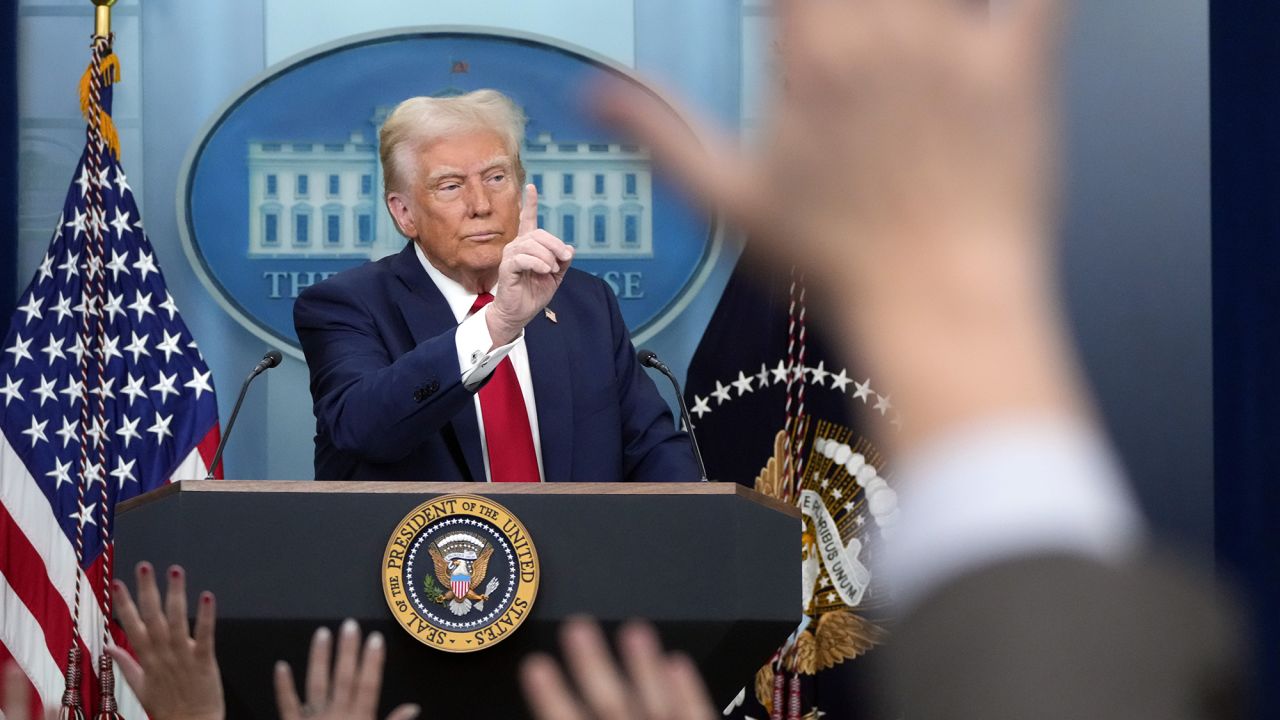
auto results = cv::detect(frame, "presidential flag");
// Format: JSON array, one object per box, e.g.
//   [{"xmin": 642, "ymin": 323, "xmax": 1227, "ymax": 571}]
[
  {"xmin": 0, "ymin": 37, "xmax": 220, "ymax": 714},
  {"xmin": 685, "ymin": 250, "xmax": 898, "ymax": 720}
]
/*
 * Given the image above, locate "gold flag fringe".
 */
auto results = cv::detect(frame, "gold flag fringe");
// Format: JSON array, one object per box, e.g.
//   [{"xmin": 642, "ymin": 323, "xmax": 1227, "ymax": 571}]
[{"xmin": 77, "ymin": 52, "xmax": 121, "ymax": 160}]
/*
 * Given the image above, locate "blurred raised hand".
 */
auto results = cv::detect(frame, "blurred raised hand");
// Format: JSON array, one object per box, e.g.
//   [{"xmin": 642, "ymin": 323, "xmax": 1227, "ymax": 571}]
[
  {"xmin": 274, "ymin": 620, "xmax": 420, "ymax": 720},
  {"xmin": 520, "ymin": 618, "xmax": 717, "ymax": 720},
  {"xmin": 597, "ymin": 0, "xmax": 1083, "ymax": 449},
  {"xmin": 106, "ymin": 562, "xmax": 224, "ymax": 720}
]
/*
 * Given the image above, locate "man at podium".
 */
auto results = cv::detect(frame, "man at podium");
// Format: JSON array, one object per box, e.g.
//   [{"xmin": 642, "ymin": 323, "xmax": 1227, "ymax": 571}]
[{"xmin": 294, "ymin": 90, "xmax": 698, "ymax": 483}]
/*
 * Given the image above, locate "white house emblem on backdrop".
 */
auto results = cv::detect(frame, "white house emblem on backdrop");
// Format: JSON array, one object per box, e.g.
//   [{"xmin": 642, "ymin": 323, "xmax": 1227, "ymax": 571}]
[{"xmin": 179, "ymin": 30, "xmax": 717, "ymax": 358}]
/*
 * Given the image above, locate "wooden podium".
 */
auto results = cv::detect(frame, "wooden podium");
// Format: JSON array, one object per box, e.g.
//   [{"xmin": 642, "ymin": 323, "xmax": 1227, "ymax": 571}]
[{"xmin": 115, "ymin": 481, "xmax": 801, "ymax": 719}]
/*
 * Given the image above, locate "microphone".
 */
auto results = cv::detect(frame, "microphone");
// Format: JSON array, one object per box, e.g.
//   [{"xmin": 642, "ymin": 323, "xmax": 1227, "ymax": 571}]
[
  {"xmin": 638, "ymin": 348, "xmax": 711, "ymax": 482},
  {"xmin": 204, "ymin": 349, "xmax": 283, "ymax": 480}
]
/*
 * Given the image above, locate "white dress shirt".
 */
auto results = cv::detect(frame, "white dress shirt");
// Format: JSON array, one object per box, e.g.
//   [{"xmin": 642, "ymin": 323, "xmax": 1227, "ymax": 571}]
[
  {"xmin": 879, "ymin": 416, "xmax": 1147, "ymax": 609},
  {"xmin": 415, "ymin": 244, "xmax": 545, "ymax": 482}
]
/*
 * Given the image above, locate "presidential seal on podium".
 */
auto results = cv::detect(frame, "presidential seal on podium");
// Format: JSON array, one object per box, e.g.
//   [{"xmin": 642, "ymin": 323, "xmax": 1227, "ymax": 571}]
[{"xmin": 382, "ymin": 494, "xmax": 540, "ymax": 653}]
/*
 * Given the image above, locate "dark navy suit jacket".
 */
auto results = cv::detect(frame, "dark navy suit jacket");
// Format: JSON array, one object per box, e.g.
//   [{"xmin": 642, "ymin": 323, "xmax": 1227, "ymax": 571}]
[{"xmin": 293, "ymin": 243, "xmax": 699, "ymax": 482}]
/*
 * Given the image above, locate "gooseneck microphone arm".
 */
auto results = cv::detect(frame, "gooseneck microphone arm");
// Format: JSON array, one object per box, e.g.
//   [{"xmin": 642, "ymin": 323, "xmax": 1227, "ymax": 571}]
[
  {"xmin": 205, "ymin": 349, "xmax": 283, "ymax": 480},
  {"xmin": 638, "ymin": 348, "xmax": 710, "ymax": 482}
]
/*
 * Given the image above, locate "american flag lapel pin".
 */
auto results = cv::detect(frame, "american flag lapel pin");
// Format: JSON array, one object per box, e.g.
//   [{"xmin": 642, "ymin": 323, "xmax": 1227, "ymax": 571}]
[{"xmin": 544, "ymin": 308, "xmax": 558, "ymax": 324}]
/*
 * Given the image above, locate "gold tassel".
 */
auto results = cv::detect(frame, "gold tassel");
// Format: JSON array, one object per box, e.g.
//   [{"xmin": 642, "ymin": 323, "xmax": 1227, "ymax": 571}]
[
  {"xmin": 76, "ymin": 52, "xmax": 123, "ymax": 159},
  {"xmin": 94, "ymin": 654, "xmax": 122, "ymax": 719},
  {"xmin": 58, "ymin": 646, "xmax": 86, "ymax": 720},
  {"xmin": 97, "ymin": 109, "xmax": 122, "ymax": 160},
  {"xmin": 78, "ymin": 53, "xmax": 119, "ymax": 120}
]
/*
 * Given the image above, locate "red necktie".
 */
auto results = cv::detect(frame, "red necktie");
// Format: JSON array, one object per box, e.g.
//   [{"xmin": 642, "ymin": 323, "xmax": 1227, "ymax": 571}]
[{"xmin": 469, "ymin": 293, "xmax": 540, "ymax": 482}]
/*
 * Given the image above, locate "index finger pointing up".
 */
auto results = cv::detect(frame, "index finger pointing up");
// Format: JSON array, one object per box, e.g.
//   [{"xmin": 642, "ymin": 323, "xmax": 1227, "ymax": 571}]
[{"xmin": 519, "ymin": 183, "xmax": 539, "ymax": 235}]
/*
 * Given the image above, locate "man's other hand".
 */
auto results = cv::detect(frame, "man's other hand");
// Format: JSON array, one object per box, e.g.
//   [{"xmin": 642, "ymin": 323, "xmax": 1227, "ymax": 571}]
[{"xmin": 487, "ymin": 184, "xmax": 574, "ymax": 345}]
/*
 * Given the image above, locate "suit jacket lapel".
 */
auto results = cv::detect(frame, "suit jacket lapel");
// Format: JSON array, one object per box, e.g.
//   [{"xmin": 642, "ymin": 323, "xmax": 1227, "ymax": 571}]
[
  {"xmin": 389, "ymin": 243, "xmax": 486, "ymax": 483},
  {"xmin": 526, "ymin": 303, "xmax": 574, "ymax": 482}
]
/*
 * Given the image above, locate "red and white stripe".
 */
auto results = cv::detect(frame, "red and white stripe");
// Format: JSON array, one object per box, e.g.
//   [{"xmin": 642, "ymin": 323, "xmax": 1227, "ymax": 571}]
[{"xmin": 1, "ymin": 427, "xmax": 219, "ymax": 716}]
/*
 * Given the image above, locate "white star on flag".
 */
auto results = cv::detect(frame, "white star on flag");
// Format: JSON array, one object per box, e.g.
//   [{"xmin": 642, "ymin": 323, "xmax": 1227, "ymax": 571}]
[
  {"xmin": 128, "ymin": 290, "xmax": 155, "ymax": 321},
  {"xmin": 110, "ymin": 457, "xmax": 137, "ymax": 490},
  {"xmin": 147, "ymin": 412, "xmax": 174, "ymax": 443},
  {"xmin": 54, "ymin": 417, "xmax": 78, "ymax": 448},
  {"xmin": 45, "ymin": 457, "xmax": 74, "ymax": 489},
  {"xmin": 711, "ymin": 380, "xmax": 732, "ymax": 405},
  {"xmin": 5, "ymin": 334, "xmax": 33, "ymax": 367},
  {"xmin": 115, "ymin": 415, "xmax": 142, "ymax": 448},
  {"xmin": 124, "ymin": 331, "xmax": 150, "ymax": 363},
  {"xmin": 184, "ymin": 368, "xmax": 214, "ymax": 399},
  {"xmin": 102, "ymin": 290, "xmax": 126, "ymax": 322},
  {"xmin": 155, "ymin": 330, "xmax": 184, "ymax": 363},
  {"xmin": 105, "ymin": 248, "xmax": 129, "ymax": 280},
  {"xmin": 151, "ymin": 371, "xmax": 180, "ymax": 403},
  {"xmin": 132, "ymin": 250, "xmax": 158, "ymax": 281},
  {"xmin": 874, "ymin": 394, "xmax": 893, "ymax": 415},
  {"xmin": 17, "ymin": 295, "xmax": 43, "ymax": 325},
  {"xmin": 772, "ymin": 360, "xmax": 790, "ymax": 384},
  {"xmin": 829, "ymin": 369, "xmax": 852, "ymax": 392},
  {"xmin": 33, "ymin": 376, "xmax": 58, "ymax": 406},
  {"xmin": 22, "ymin": 417, "xmax": 49, "ymax": 447},
  {"xmin": 0, "ymin": 375, "xmax": 23, "ymax": 406},
  {"xmin": 808, "ymin": 361, "xmax": 830, "ymax": 386},
  {"xmin": 755, "ymin": 363, "xmax": 770, "ymax": 388},
  {"xmin": 690, "ymin": 395, "xmax": 712, "ymax": 418}
]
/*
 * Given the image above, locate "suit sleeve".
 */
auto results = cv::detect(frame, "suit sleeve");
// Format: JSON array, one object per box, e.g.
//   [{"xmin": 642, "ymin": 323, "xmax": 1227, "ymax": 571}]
[
  {"xmin": 293, "ymin": 279, "xmax": 476, "ymax": 464},
  {"xmin": 601, "ymin": 282, "xmax": 702, "ymax": 482}
]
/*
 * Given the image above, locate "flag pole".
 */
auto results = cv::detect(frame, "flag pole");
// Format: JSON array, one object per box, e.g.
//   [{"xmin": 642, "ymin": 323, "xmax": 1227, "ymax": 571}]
[
  {"xmin": 85, "ymin": 7, "xmax": 125, "ymax": 718},
  {"xmin": 93, "ymin": 0, "xmax": 115, "ymax": 39}
]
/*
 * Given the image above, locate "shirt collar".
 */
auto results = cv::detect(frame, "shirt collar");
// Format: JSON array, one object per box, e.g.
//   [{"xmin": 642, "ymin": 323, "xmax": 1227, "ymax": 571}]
[{"xmin": 413, "ymin": 242, "xmax": 495, "ymax": 323}]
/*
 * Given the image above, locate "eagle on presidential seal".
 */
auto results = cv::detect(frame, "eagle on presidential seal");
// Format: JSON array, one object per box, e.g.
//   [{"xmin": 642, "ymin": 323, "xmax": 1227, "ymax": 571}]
[{"xmin": 427, "ymin": 537, "xmax": 500, "ymax": 616}]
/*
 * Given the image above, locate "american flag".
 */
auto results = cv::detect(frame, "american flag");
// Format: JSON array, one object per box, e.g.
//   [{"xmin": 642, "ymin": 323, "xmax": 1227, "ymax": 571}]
[{"xmin": 0, "ymin": 40, "xmax": 220, "ymax": 715}]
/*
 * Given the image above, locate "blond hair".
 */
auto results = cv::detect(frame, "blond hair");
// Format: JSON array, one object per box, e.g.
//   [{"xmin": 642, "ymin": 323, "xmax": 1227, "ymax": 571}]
[{"xmin": 378, "ymin": 89, "xmax": 527, "ymax": 195}]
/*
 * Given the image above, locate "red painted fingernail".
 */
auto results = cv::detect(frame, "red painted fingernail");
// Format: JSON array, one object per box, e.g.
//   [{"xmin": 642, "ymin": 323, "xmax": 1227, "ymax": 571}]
[
  {"xmin": 169, "ymin": 567, "xmax": 181, "ymax": 579},
  {"xmin": 138, "ymin": 564, "xmax": 150, "ymax": 576},
  {"xmin": 201, "ymin": 592, "xmax": 213, "ymax": 605}
]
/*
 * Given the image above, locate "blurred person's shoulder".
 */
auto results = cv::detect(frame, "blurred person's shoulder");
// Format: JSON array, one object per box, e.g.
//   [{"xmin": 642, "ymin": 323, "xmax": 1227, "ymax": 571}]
[{"xmin": 884, "ymin": 552, "xmax": 1249, "ymax": 720}]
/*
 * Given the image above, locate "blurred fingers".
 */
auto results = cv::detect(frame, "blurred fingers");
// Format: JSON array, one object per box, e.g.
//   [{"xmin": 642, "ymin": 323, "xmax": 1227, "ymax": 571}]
[
  {"xmin": 352, "ymin": 631, "xmax": 386, "ymax": 718},
  {"xmin": 193, "ymin": 591, "xmax": 217, "ymax": 660},
  {"xmin": 593, "ymin": 79, "xmax": 757, "ymax": 227},
  {"xmin": 273, "ymin": 661, "xmax": 304, "ymax": 720},
  {"xmin": 111, "ymin": 578, "xmax": 149, "ymax": 649},
  {"xmin": 385, "ymin": 703, "xmax": 423, "ymax": 720},
  {"xmin": 519, "ymin": 653, "xmax": 587, "ymax": 720},
  {"xmin": 163, "ymin": 565, "xmax": 190, "ymax": 651},
  {"xmin": 133, "ymin": 562, "xmax": 169, "ymax": 645},
  {"xmin": 103, "ymin": 646, "xmax": 145, "ymax": 695},
  {"xmin": 330, "ymin": 618, "xmax": 361, "ymax": 708},
  {"xmin": 617, "ymin": 621, "xmax": 672, "ymax": 719},
  {"xmin": 304, "ymin": 625, "xmax": 333, "ymax": 708},
  {"xmin": 666, "ymin": 654, "xmax": 718, "ymax": 720},
  {"xmin": 1004, "ymin": 0, "xmax": 1068, "ymax": 70},
  {"xmin": 560, "ymin": 618, "xmax": 635, "ymax": 720}
]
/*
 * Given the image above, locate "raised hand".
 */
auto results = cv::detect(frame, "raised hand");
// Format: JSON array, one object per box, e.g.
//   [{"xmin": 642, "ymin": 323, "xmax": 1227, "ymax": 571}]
[
  {"xmin": 487, "ymin": 183, "xmax": 574, "ymax": 345},
  {"xmin": 520, "ymin": 618, "xmax": 718, "ymax": 720},
  {"xmin": 598, "ymin": 0, "xmax": 1064, "ymax": 286},
  {"xmin": 106, "ymin": 562, "xmax": 225, "ymax": 720},
  {"xmin": 595, "ymin": 0, "xmax": 1080, "ymax": 448},
  {"xmin": 274, "ymin": 620, "xmax": 420, "ymax": 720}
]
